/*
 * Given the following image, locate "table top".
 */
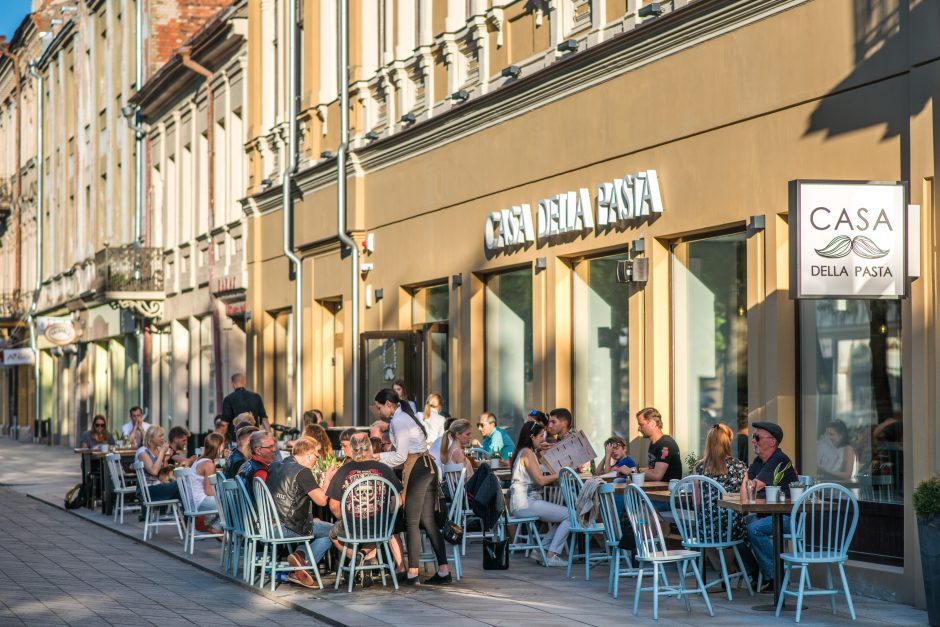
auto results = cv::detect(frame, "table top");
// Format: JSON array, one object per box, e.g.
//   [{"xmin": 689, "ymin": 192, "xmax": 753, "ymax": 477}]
[
  {"xmin": 718, "ymin": 494, "xmax": 819, "ymax": 514},
  {"xmin": 644, "ymin": 490, "xmax": 672, "ymax": 502},
  {"xmin": 74, "ymin": 448, "xmax": 138, "ymax": 457}
]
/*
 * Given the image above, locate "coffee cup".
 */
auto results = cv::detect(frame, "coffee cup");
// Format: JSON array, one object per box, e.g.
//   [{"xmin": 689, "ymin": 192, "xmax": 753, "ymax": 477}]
[
  {"xmin": 632, "ymin": 472, "xmax": 646, "ymax": 487},
  {"xmin": 669, "ymin": 478, "xmax": 679, "ymax": 492},
  {"xmin": 488, "ymin": 458, "xmax": 501, "ymax": 469},
  {"xmin": 100, "ymin": 444, "xmax": 110, "ymax": 453}
]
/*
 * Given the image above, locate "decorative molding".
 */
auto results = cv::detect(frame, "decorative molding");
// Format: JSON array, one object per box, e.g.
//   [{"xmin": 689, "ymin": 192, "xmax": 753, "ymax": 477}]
[{"xmin": 109, "ymin": 298, "xmax": 164, "ymax": 320}]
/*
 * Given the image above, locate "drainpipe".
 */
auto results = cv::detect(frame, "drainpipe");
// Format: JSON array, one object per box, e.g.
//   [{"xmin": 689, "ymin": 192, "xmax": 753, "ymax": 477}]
[
  {"xmin": 135, "ymin": 0, "xmax": 144, "ymax": 410},
  {"xmin": 26, "ymin": 61, "xmax": 43, "ymax": 440},
  {"xmin": 282, "ymin": 0, "xmax": 303, "ymax": 426},
  {"xmin": 337, "ymin": 0, "xmax": 360, "ymax": 424},
  {"xmin": 0, "ymin": 41, "xmax": 22, "ymax": 299},
  {"xmin": 180, "ymin": 47, "xmax": 225, "ymax": 421}
]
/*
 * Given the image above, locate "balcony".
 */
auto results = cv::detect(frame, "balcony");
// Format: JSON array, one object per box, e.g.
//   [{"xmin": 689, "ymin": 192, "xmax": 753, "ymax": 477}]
[
  {"xmin": 94, "ymin": 246, "xmax": 165, "ymax": 320},
  {"xmin": 0, "ymin": 290, "xmax": 24, "ymax": 324}
]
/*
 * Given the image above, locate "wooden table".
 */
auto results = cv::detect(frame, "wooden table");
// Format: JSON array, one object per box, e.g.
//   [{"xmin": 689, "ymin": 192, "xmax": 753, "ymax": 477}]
[
  {"xmin": 611, "ymin": 480, "xmax": 670, "ymax": 492},
  {"xmin": 74, "ymin": 448, "xmax": 138, "ymax": 514}
]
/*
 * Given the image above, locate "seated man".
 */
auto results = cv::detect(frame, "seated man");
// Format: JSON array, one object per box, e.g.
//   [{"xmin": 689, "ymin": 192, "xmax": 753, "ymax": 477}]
[
  {"xmin": 265, "ymin": 436, "xmax": 334, "ymax": 589},
  {"xmin": 167, "ymin": 426, "xmax": 197, "ymax": 467},
  {"xmin": 636, "ymin": 407, "xmax": 682, "ymax": 512},
  {"xmin": 237, "ymin": 431, "xmax": 278, "ymax": 504},
  {"xmin": 327, "ymin": 433, "xmax": 405, "ymax": 576},
  {"xmin": 121, "ymin": 406, "xmax": 152, "ymax": 449},
  {"xmin": 475, "ymin": 412, "xmax": 514, "ymax": 460},
  {"xmin": 743, "ymin": 421, "xmax": 799, "ymax": 592},
  {"xmin": 595, "ymin": 436, "xmax": 637, "ymax": 476},
  {"xmin": 225, "ymin": 425, "xmax": 259, "ymax": 479}
]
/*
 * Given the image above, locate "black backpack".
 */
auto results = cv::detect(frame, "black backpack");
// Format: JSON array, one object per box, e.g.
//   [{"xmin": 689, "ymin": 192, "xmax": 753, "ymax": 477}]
[{"xmin": 64, "ymin": 483, "xmax": 86, "ymax": 510}]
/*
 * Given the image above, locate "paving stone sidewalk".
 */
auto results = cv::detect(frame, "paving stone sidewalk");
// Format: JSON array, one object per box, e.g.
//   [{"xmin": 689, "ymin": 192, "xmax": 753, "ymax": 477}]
[{"xmin": 0, "ymin": 486, "xmax": 327, "ymax": 626}]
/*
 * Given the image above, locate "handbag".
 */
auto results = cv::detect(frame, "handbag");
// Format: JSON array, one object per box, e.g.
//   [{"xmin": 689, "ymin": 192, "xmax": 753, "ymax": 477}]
[
  {"xmin": 482, "ymin": 511, "xmax": 509, "ymax": 570},
  {"xmin": 443, "ymin": 520, "xmax": 464, "ymax": 545}
]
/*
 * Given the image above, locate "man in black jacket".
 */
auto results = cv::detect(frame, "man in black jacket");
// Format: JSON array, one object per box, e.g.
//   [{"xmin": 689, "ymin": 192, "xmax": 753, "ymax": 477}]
[{"xmin": 222, "ymin": 373, "xmax": 268, "ymax": 425}]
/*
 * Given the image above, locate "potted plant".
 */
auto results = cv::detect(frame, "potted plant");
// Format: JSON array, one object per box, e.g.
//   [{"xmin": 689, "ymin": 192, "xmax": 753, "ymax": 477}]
[
  {"xmin": 914, "ymin": 475, "xmax": 940, "ymax": 625},
  {"xmin": 764, "ymin": 462, "xmax": 792, "ymax": 502},
  {"xmin": 684, "ymin": 452, "xmax": 699, "ymax": 475},
  {"xmin": 789, "ymin": 481, "xmax": 805, "ymax": 502}
]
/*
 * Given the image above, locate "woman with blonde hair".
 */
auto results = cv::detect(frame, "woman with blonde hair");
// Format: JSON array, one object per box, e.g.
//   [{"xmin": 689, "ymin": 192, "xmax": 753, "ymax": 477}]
[
  {"xmin": 693, "ymin": 423, "xmax": 749, "ymax": 539},
  {"xmin": 439, "ymin": 419, "xmax": 475, "ymax": 480},
  {"xmin": 135, "ymin": 425, "xmax": 181, "ymax": 502},
  {"xmin": 418, "ymin": 393, "xmax": 446, "ymax": 446}
]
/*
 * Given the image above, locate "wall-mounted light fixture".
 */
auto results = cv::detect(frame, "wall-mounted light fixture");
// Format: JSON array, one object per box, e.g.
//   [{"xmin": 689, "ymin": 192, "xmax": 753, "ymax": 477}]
[
  {"xmin": 638, "ymin": 3, "xmax": 665, "ymax": 17},
  {"xmin": 557, "ymin": 39, "xmax": 578, "ymax": 53},
  {"xmin": 501, "ymin": 65, "xmax": 521, "ymax": 78},
  {"xmin": 400, "ymin": 113, "xmax": 417, "ymax": 124},
  {"xmin": 374, "ymin": 288, "xmax": 384, "ymax": 301},
  {"xmin": 748, "ymin": 215, "xmax": 766, "ymax": 233},
  {"xmin": 320, "ymin": 150, "xmax": 336, "ymax": 159},
  {"xmin": 452, "ymin": 273, "xmax": 463, "ymax": 288},
  {"xmin": 631, "ymin": 238, "xmax": 646, "ymax": 256},
  {"xmin": 364, "ymin": 130, "xmax": 380, "ymax": 141},
  {"xmin": 451, "ymin": 90, "xmax": 469, "ymax": 103},
  {"xmin": 535, "ymin": 257, "xmax": 547, "ymax": 272}
]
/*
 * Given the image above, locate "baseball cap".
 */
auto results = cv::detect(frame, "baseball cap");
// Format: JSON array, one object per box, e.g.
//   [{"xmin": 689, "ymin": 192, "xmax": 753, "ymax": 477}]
[{"xmin": 752, "ymin": 421, "xmax": 783, "ymax": 444}]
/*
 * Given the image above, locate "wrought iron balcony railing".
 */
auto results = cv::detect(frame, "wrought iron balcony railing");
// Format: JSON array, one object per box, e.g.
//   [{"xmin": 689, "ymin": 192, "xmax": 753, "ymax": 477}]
[
  {"xmin": 94, "ymin": 246, "xmax": 165, "ymax": 319},
  {"xmin": 0, "ymin": 290, "xmax": 24, "ymax": 321}
]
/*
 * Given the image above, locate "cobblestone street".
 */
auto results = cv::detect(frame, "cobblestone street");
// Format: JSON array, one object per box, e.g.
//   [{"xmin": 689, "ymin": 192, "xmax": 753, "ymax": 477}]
[{"xmin": 0, "ymin": 486, "xmax": 326, "ymax": 627}]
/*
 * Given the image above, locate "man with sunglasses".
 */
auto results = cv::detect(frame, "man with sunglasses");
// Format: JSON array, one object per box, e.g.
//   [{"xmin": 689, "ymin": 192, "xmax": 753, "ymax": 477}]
[
  {"xmin": 79, "ymin": 415, "xmax": 115, "ymax": 450},
  {"xmin": 237, "ymin": 431, "xmax": 279, "ymax": 505},
  {"xmin": 474, "ymin": 412, "xmax": 514, "ymax": 460},
  {"xmin": 743, "ymin": 421, "xmax": 799, "ymax": 592}
]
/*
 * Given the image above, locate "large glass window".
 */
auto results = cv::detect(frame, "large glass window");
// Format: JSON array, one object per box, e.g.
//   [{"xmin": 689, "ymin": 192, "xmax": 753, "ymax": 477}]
[
  {"xmin": 672, "ymin": 233, "xmax": 748, "ymax": 464},
  {"xmin": 412, "ymin": 283, "xmax": 448, "ymax": 325},
  {"xmin": 800, "ymin": 299, "xmax": 902, "ymax": 565},
  {"xmin": 485, "ymin": 268, "xmax": 533, "ymax": 438},
  {"xmin": 573, "ymin": 253, "xmax": 630, "ymax": 452},
  {"xmin": 412, "ymin": 283, "xmax": 449, "ymax": 410}
]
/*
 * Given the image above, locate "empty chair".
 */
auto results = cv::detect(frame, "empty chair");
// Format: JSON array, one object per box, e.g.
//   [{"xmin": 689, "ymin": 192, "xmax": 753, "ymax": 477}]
[
  {"xmin": 559, "ymin": 467, "xmax": 608, "ymax": 580},
  {"xmin": 333, "ymin": 475, "xmax": 401, "ymax": 592},
  {"xmin": 173, "ymin": 467, "xmax": 223, "ymax": 553},
  {"xmin": 670, "ymin": 475, "xmax": 753, "ymax": 600},
  {"xmin": 598, "ymin": 483, "xmax": 637, "ymax": 598},
  {"xmin": 776, "ymin": 483, "xmax": 860, "ymax": 623},
  {"xmin": 132, "ymin": 461, "xmax": 183, "ymax": 541},
  {"xmin": 252, "ymin": 478, "xmax": 324, "ymax": 591},
  {"xmin": 624, "ymin": 484, "xmax": 713, "ymax": 621},
  {"xmin": 105, "ymin": 453, "xmax": 139, "ymax": 524}
]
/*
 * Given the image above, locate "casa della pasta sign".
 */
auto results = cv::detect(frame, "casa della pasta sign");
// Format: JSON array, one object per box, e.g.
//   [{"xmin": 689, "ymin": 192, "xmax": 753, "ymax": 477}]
[{"xmin": 790, "ymin": 180, "xmax": 908, "ymax": 299}]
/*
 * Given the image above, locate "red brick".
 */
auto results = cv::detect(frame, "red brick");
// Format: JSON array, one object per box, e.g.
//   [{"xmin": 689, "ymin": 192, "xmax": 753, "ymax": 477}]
[{"xmin": 149, "ymin": 0, "xmax": 234, "ymax": 68}]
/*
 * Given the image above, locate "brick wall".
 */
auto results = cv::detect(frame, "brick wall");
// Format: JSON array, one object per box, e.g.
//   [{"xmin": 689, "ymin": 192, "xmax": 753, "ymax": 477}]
[{"xmin": 150, "ymin": 0, "xmax": 235, "ymax": 69}]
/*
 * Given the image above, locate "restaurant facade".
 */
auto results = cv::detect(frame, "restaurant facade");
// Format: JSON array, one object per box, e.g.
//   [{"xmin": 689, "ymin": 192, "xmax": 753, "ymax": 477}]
[{"xmin": 243, "ymin": 0, "xmax": 938, "ymax": 608}]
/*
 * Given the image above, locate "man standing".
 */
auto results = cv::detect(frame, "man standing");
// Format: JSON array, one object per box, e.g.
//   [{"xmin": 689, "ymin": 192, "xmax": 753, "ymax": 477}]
[
  {"xmin": 265, "ymin": 436, "xmax": 334, "ymax": 589},
  {"xmin": 237, "ymin": 431, "xmax": 278, "ymax": 504},
  {"xmin": 744, "ymin": 421, "xmax": 799, "ymax": 591},
  {"xmin": 476, "ymin": 412, "xmax": 514, "ymax": 460},
  {"xmin": 222, "ymin": 373, "xmax": 268, "ymax": 425},
  {"xmin": 121, "ymin": 406, "xmax": 152, "ymax": 449},
  {"xmin": 636, "ymin": 407, "xmax": 682, "ymax": 482}
]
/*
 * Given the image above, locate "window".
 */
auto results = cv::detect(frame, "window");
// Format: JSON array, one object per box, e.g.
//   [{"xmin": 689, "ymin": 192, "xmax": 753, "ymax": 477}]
[
  {"xmin": 412, "ymin": 283, "xmax": 448, "ymax": 325},
  {"xmin": 485, "ymin": 267, "xmax": 533, "ymax": 437},
  {"xmin": 272, "ymin": 310, "xmax": 295, "ymax": 423},
  {"xmin": 800, "ymin": 299, "xmax": 903, "ymax": 565},
  {"xmin": 573, "ymin": 253, "xmax": 629, "ymax": 452},
  {"xmin": 672, "ymin": 232, "xmax": 748, "ymax": 462}
]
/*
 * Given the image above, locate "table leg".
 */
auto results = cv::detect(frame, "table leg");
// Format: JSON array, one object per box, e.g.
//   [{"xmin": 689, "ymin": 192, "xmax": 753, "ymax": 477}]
[{"xmin": 772, "ymin": 513, "xmax": 784, "ymax": 606}]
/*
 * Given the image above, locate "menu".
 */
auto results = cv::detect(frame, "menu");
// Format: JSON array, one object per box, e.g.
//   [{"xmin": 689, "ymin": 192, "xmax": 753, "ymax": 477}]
[{"xmin": 541, "ymin": 430, "xmax": 597, "ymax": 473}]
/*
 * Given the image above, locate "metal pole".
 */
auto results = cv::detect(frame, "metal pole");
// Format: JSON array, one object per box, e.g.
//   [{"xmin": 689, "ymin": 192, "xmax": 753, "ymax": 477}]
[
  {"xmin": 26, "ymin": 62, "xmax": 43, "ymax": 441},
  {"xmin": 337, "ymin": 0, "xmax": 360, "ymax": 425},
  {"xmin": 283, "ymin": 0, "xmax": 303, "ymax": 426}
]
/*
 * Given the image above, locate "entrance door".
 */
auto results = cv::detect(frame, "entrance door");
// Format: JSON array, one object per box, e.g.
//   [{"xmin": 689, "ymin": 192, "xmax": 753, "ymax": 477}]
[
  {"xmin": 413, "ymin": 322, "xmax": 448, "ymax": 410},
  {"xmin": 360, "ymin": 331, "xmax": 415, "ymax": 421}
]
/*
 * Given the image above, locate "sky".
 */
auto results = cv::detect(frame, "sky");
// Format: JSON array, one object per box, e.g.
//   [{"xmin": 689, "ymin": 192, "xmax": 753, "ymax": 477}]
[{"xmin": 0, "ymin": 0, "xmax": 32, "ymax": 42}]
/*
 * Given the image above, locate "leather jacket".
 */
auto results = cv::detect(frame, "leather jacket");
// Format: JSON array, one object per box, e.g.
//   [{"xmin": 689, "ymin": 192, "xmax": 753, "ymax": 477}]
[
  {"xmin": 265, "ymin": 458, "xmax": 312, "ymax": 536},
  {"xmin": 237, "ymin": 457, "xmax": 269, "ymax": 505}
]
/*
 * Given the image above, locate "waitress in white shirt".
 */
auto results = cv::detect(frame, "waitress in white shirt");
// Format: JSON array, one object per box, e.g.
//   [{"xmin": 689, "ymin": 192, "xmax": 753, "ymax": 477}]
[{"xmin": 375, "ymin": 388, "xmax": 452, "ymax": 586}]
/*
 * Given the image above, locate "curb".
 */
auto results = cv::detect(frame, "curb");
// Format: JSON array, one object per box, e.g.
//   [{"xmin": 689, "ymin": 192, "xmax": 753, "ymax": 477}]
[{"xmin": 25, "ymin": 492, "xmax": 352, "ymax": 627}]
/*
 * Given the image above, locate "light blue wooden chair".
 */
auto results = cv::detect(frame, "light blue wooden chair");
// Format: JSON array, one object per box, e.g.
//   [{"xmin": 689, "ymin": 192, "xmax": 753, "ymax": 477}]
[
  {"xmin": 442, "ymin": 463, "xmax": 483, "ymax": 555},
  {"xmin": 559, "ymin": 467, "xmax": 609, "ymax": 580},
  {"xmin": 233, "ymin": 476, "xmax": 264, "ymax": 585},
  {"xmin": 624, "ymin": 484, "xmax": 714, "ymax": 621},
  {"xmin": 173, "ymin": 467, "xmax": 223, "ymax": 554},
  {"xmin": 670, "ymin": 475, "xmax": 753, "ymax": 599},
  {"xmin": 253, "ymin": 478, "xmax": 324, "ymax": 591},
  {"xmin": 132, "ymin": 461, "xmax": 183, "ymax": 542},
  {"xmin": 775, "ymin": 482, "xmax": 859, "ymax": 623},
  {"xmin": 217, "ymin": 477, "xmax": 242, "ymax": 576},
  {"xmin": 597, "ymin": 483, "xmax": 638, "ymax": 598},
  {"xmin": 421, "ymin": 466, "xmax": 465, "ymax": 579},
  {"xmin": 333, "ymin": 475, "xmax": 401, "ymax": 592}
]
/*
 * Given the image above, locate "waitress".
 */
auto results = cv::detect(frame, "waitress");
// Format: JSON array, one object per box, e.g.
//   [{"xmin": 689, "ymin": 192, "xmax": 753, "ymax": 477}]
[{"xmin": 374, "ymin": 388, "xmax": 451, "ymax": 585}]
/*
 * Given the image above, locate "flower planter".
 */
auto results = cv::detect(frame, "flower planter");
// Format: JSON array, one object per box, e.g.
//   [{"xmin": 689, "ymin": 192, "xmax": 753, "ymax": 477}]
[{"xmin": 919, "ymin": 518, "xmax": 940, "ymax": 626}]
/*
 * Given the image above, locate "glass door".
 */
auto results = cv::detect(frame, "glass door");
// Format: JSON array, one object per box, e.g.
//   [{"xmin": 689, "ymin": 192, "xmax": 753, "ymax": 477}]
[
  {"xmin": 413, "ymin": 322, "xmax": 449, "ymax": 411},
  {"xmin": 360, "ymin": 331, "xmax": 415, "ymax": 421}
]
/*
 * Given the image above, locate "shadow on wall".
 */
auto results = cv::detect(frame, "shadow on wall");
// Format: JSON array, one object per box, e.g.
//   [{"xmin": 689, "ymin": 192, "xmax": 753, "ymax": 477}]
[{"xmin": 804, "ymin": 0, "xmax": 934, "ymax": 141}]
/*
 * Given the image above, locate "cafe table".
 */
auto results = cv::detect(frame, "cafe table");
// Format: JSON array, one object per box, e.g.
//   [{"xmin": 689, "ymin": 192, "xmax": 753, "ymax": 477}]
[
  {"xmin": 74, "ymin": 448, "xmax": 139, "ymax": 514},
  {"xmin": 718, "ymin": 493, "xmax": 822, "ymax": 611}
]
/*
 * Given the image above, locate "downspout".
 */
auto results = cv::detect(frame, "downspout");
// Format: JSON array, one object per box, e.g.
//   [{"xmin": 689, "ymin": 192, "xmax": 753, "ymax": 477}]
[
  {"xmin": 180, "ymin": 47, "xmax": 225, "ymax": 419},
  {"xmin": 0, "ymin": 43, "xmax": 22, "ymax": 299},
  {"xmin": 26, "ymin": 61, "xmax": 43, "ymax": 440},
  {"xmin": 337, "ymin": 0, "xmax": 360, "ymax": 424},
  {"xmin": 283, "ymin": 0, "xmax": 303, "ymax": 425},
  {"xmin": 134, "ymin": 0, "xmax": 144, "ymax": 410}
]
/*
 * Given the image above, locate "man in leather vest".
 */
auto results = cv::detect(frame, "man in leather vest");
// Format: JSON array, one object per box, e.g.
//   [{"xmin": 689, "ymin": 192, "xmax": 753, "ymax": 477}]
[{"xmin": 265, "ymin": 436, "xmax": 334, "ymax": 589}]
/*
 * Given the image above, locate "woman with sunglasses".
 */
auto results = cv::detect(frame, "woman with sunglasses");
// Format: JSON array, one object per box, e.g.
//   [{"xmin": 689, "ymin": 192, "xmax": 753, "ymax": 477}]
[
  {"xmin": 509, "ymin": 421, "xmax": 567, "ymax": 567},
  {"xmin": 79, "ymin": 415, "xmax": 115, "ymax": 450}
]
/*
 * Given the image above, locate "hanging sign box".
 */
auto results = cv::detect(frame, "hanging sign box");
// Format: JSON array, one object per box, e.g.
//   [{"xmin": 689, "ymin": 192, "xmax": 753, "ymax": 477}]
[
  {"xmin": 0, "ymin": 349, "xmax": 35, "ymax": 366},
  {"xmin": 789, "ymin": 180, "xmax": 908, "ymax": 299}
]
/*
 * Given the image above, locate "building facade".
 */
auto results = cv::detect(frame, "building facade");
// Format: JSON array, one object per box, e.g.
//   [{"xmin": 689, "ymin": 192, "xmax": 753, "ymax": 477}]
[
  {"xmin": 244, "ymin": 0, "xmax": 940, "ymax": 608},
  {"xmin": 132, "ymin": 1, "xmax": 249, "ymax": 436}
]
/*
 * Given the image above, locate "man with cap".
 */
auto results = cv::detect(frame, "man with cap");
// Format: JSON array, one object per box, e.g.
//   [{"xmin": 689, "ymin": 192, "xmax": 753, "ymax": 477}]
[{"xmin": 743, "ymin": 421, "xmax": 799, "ymax": 592}]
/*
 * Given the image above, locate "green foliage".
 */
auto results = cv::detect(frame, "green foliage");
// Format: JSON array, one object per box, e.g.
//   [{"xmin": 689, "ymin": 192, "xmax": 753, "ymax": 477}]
[
  {"xmin": 685, "ymin": 452, "xmax": 699, "ymax": 474},
  {"xmin": 914, "ymin": 476, "xmax": 940, "ymax": 522},
  {"xmin": 772, "ymin": 461, "xmax": 792, "ymax": 486}
]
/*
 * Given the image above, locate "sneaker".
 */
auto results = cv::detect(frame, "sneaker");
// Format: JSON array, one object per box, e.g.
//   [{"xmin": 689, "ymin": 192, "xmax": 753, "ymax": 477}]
[
  {"xmin": 543, "ymin": 555, "xmax": 568, "ymax": 568},
  {"xmin": 396, "ymin": 571, "xmax": 419, "ymax": 586},
  {"xmin": 287, "ymin": 553, "xmax": 319, "ymax": 589},
  {"xmin": 757, "ymin": 579, "xmax": 774, "ymax": 594},
  {"xmin": 423, "ymin": 572, "xmax": 452, "ymax": 585},
  {"xmin": 529, "ymin": 551, "xmax": 544, "ymax": 564}
]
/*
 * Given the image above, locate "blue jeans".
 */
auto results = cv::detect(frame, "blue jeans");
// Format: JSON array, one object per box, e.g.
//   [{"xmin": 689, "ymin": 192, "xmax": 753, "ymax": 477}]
[
  {"xmin": 284, "ymin": 520, "xmax": 333, "ymax": 564},
  {"xmin": 746, "ymin": 514, "xmax": 790, "ymax": 581},
  {"xmin": 144, "ymin": 481, "xmax": 180, "ymax": 503}
]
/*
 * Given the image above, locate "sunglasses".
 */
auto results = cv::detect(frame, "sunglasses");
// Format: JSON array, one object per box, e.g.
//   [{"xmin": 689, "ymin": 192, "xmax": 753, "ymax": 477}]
[{"xmin": 94, "ymin": 423, "xmax": 105, "ymax": 428}]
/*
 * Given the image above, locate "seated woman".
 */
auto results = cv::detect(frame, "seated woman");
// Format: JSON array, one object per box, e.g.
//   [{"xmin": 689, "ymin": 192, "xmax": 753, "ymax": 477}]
[
  {"xmin": 302, "ymin": 423, "xmax": 335, "ymax": 462},
  {"xmin": 817, "ymin": 419, "xmax": 856, "ymax": 482},
  {"xmin": 136, "ymin": 425, "xmax": 181, "ymax": 502},
  {"xmin": 692, "ymin": 423, "xmax": 749, "ymax": 541},
  {"xmin": 79, "ymin": 415, "xmax": 115, "ymax": 450},
  {"xmin": 189, "ymin": 433, "xmax": 224, "ymax": 532},
  {"xmin": 509, "ymin": 421, "xmax": 567, "ymax": 567},
  {"xmin": 439, "ymin": 419, "xmax": 476, "ymax": 480}
]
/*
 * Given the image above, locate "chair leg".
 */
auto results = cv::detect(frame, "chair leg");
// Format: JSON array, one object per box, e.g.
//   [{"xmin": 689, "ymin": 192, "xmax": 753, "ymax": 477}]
[
  {"xmin": 585, "ymin": 534, "xmax": 591, "ymax": 581},
  {"xmin": 348, "ymin": 543, "xmax": 359, "ymax": 593},
  {"xmin": 838, "ymin": 562, "xmax": 856, "ymax": 621},
  {"xmin": 795, "ymin": 566, "xmax": 809, "ymax": 623},
  {"xmin": 775, "ymin": 565, "xmax": 792, "ymax": 617},
  {"xmin": 334, "ymin": 545, "xmax": 347, "ymax": 590},
  {"xmin": 532, "ymin": 523, "xmax": 547, "ymax": 565},
  {"xmin": 733, "ymin": 545, "xmax": 754, "ymax": 595},
  {"xmin": 677, "ymin": 561, "xmax": 692, "ymax": 613},
  {"xmin": 689, "ymin": 559, "xmax": 714, "ymax": 617},
  {"xmin": 566, "ymin": 535, "xmax": 576, "ymax": 578},
  {"xmin": 270, "ymin": 546, "xmax": 278, "ymax": 592},
  {"xmin": 652, "ymin": 561, "xmax": 660, "ymax": 621},
  {"xmin": 826, "ymin": 564, "xmax": 836, "ymax": 614},
  {"xmin": 633, "ymin": 566, "xmax": 644, "ymax": 617},
  {"xmin": 384, "ymin": 543, "xmax": 399, "ymax": 590},
  {"xmin": 717, "ymin": 549, "xmax": 733, "ymax": 601}
]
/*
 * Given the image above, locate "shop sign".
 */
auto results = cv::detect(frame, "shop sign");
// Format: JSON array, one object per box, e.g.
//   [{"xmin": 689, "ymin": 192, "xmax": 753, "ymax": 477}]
[
  {"xmin": 0, "ymin": 349, "xmax": 34, "ymax": 366},
  {"xmin": 39, "ymin": 316, "xmax": 77, "ymax": 346},
  {"xmin": 790, "ymin": 180, "xmax": 907, "ymax": 299},
  {"xmin": 485, "ymin": 170, "xmax": 663, "ymax": 251}
]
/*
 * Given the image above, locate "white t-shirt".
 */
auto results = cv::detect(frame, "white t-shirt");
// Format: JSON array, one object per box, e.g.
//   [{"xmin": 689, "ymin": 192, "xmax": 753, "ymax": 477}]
[
  {"xmin": 122, "ymin": 421, "xmax": 152, "ymax": 437},
  {"xmin": 416, "ymin": 411, "xmax": 446, "ymax": 446}
]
